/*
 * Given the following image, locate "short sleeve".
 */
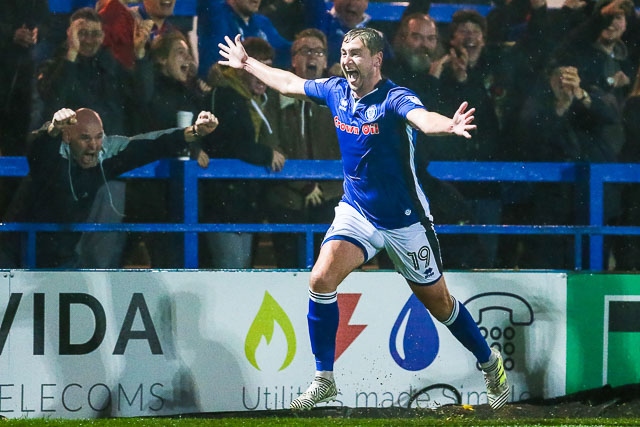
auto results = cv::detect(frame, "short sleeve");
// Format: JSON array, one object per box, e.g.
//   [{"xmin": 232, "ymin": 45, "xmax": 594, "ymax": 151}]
[
  {"xmin": 304, "ymin": 76, "xmax": 342, "ymax": 106},
  {"xmin": 388, "ymin": 87, "xmax": 426, "ymax": 118}
]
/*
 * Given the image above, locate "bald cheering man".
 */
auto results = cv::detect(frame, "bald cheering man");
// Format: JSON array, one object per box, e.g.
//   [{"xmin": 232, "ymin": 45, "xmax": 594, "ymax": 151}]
[
  {"xmin": 1, "ymin": 108, "xmax": 218, "ymax": 268},
  {"xmin": 219, "ymin": 28, "xmax": 509, "ymax": 411}
]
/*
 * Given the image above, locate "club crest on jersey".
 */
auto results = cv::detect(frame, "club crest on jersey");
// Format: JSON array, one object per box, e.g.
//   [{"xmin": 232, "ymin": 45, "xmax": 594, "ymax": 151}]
[
  {"xmin": 364, "ymin": 105, "xmax": 378, "ymax": 121},
  {"xmin": 339, "ymin": 98, "xmax": 348, "ymax": 111}
]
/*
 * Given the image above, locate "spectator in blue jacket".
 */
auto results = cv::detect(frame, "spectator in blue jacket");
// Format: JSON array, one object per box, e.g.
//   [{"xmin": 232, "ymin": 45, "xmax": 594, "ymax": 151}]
[
  {"xmin": 196, "ymin": 0, "xmax": 291, "ymax": 76},
  {"xmin": 304, "ymin": 0, "xmax": 370, "ymax": 68},
  {"xmin": 303, "ymin": 0, "xmax": 393, "ymax": 74}
]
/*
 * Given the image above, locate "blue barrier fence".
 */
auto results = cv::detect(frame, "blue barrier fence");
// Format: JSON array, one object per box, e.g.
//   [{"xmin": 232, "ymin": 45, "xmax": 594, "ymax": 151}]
[{"xmin": 2, "ymin": 157, "xmax": 640, "ymax": 270}]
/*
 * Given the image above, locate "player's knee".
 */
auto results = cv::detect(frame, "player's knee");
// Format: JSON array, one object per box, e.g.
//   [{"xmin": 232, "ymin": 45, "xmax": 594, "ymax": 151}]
[{"xmin": 309, "ymin": 269, "xmax": 338, "ymax": 294}]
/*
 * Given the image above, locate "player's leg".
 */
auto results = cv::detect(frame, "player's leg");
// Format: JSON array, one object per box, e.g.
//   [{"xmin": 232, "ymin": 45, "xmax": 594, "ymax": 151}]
[
  {"xmin": 308, "ymin": 238, "xmax": 365, "ymax": 367},
  {"xmin": 383, "ymin": 222, "xmax": 509, "ymax": 409},
  {"xmin": 291, "ymin": 202, "xmax": 383, "ymax": 411},
  {"xmin": 409, "ymin": 278, "xmax": 509, "ymax": 409},
  {"xmin": 290, "ymin": 240, "xmax": 364, "ymax": 411},
  {"xmin": 408, "ymin": 277, "xmax": 490, "ymax": 361}
]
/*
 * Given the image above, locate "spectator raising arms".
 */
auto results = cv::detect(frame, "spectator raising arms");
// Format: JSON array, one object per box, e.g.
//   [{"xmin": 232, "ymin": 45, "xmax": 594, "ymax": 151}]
[{"xmin": 0, "ymin": 107, "xmax": 218, "ymax": 268}]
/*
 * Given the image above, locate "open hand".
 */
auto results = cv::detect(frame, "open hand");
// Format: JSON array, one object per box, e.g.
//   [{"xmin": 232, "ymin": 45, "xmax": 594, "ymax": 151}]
[
  {"xmin": 450, "ymin": 102, "xmax": 476, "ymax": 139},
  {"xmin": 218, "ymin": 34, "xmax": 248, "ymax": 69},
  {"xmin": 66, "ymin": 19, "xmax": 83, "ymax": 61},
  {"xmin": 305, "ymin": 184, "xmax": 324, "ymax": 207},
  {"xmin": 133, "ymin": 19, "xmax": 153, "ymax": 59}
]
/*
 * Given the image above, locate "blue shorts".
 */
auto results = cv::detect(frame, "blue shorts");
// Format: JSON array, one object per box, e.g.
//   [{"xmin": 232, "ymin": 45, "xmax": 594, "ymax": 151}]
[{"xmin": 323, "ymin": 202, "xmax": 443, "ymax": 285}]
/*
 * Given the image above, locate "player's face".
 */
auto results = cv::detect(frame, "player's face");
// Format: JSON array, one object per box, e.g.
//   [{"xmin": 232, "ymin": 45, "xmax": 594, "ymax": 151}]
[
  {"xmin": 340, "ymin": 37, "xmax": 382, "ymax": 98},
  {"xmin": 291, "ymin": 36, "xmax": 327, "ymax": 80},
  {"xmin": 65, "ymin": 112, "xmax": 104, "ymax": 169}
]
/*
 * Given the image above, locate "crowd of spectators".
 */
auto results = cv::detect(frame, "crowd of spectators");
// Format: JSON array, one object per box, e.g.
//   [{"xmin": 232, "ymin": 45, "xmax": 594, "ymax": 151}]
[{"xmin": 1, "ymin": 0, "xmax": 640, "ymax": 271}]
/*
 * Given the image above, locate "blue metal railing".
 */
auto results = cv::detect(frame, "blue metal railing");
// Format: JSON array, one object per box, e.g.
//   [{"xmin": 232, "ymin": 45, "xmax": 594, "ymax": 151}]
[{"xmin": 2, "ymin": 157, "xmax": 640, "ymax": 270}]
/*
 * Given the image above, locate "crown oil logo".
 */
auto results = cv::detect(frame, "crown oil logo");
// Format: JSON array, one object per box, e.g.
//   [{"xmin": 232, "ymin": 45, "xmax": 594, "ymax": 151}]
[{"xmin": 245, "ymin": 292, "xmax": 296, "ymax": 371}]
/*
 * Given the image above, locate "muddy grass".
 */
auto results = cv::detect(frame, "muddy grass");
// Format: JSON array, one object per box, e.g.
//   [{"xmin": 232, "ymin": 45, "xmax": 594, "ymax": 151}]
[{"xmin": 196, "ymin": 383, "xmax": 640, "ymax": 421}]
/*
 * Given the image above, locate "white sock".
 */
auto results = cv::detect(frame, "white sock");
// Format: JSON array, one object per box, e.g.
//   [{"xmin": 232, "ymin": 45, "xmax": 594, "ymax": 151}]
[
  {"xmin": 316, "ymin": 370, "xmax": 334, "ymax": 381},
  {"xmin": 479, "ymin": 351, "xmax": 498, "ymax": 371}
]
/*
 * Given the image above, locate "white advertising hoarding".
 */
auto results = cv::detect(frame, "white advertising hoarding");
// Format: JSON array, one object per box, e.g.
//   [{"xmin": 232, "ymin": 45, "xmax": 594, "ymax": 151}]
[{"xmin": 0, "ymin": 270, "xmax": 566, "ymax": 418}]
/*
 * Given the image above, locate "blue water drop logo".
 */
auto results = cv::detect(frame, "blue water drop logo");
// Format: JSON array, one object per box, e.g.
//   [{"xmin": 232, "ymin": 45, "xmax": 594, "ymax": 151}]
[{"xmin": 389, "ymin": 295, "xmax": 440, "ymax": 371}]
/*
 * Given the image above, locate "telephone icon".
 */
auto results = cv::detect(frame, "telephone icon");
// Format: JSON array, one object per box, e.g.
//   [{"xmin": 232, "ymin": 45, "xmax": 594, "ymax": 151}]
[{"xmin": 463, "ymin": 292, "xmax": 534, "ymax": 371}]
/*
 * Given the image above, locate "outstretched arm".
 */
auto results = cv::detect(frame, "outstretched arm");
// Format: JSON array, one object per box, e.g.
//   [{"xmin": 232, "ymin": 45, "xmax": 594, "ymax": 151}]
[
  {"xmin": 406, "ymin": 101, "xmax": 476, "ymax": 138},
  {"xmin": 218, "ymin": 35, "xmax": 308, "ymax": 99}
]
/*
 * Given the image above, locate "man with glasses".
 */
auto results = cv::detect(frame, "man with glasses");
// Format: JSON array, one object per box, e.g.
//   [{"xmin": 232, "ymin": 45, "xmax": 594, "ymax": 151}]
[{"xmin": 264, "ymin": 28, "xmax": 342, "ymax": 268}]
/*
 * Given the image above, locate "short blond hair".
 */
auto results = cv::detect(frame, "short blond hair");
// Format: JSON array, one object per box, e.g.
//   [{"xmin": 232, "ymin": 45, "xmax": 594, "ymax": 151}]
[{"xmin": 343, "ymin": 27, "xmax": 385, "ymax": 55}]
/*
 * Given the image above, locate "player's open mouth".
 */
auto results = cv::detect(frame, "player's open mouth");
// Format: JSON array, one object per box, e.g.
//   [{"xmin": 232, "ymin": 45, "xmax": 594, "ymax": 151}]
[{"xmin": 345, "ymin": 70, "xmax": 359, "ymax": 82}]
